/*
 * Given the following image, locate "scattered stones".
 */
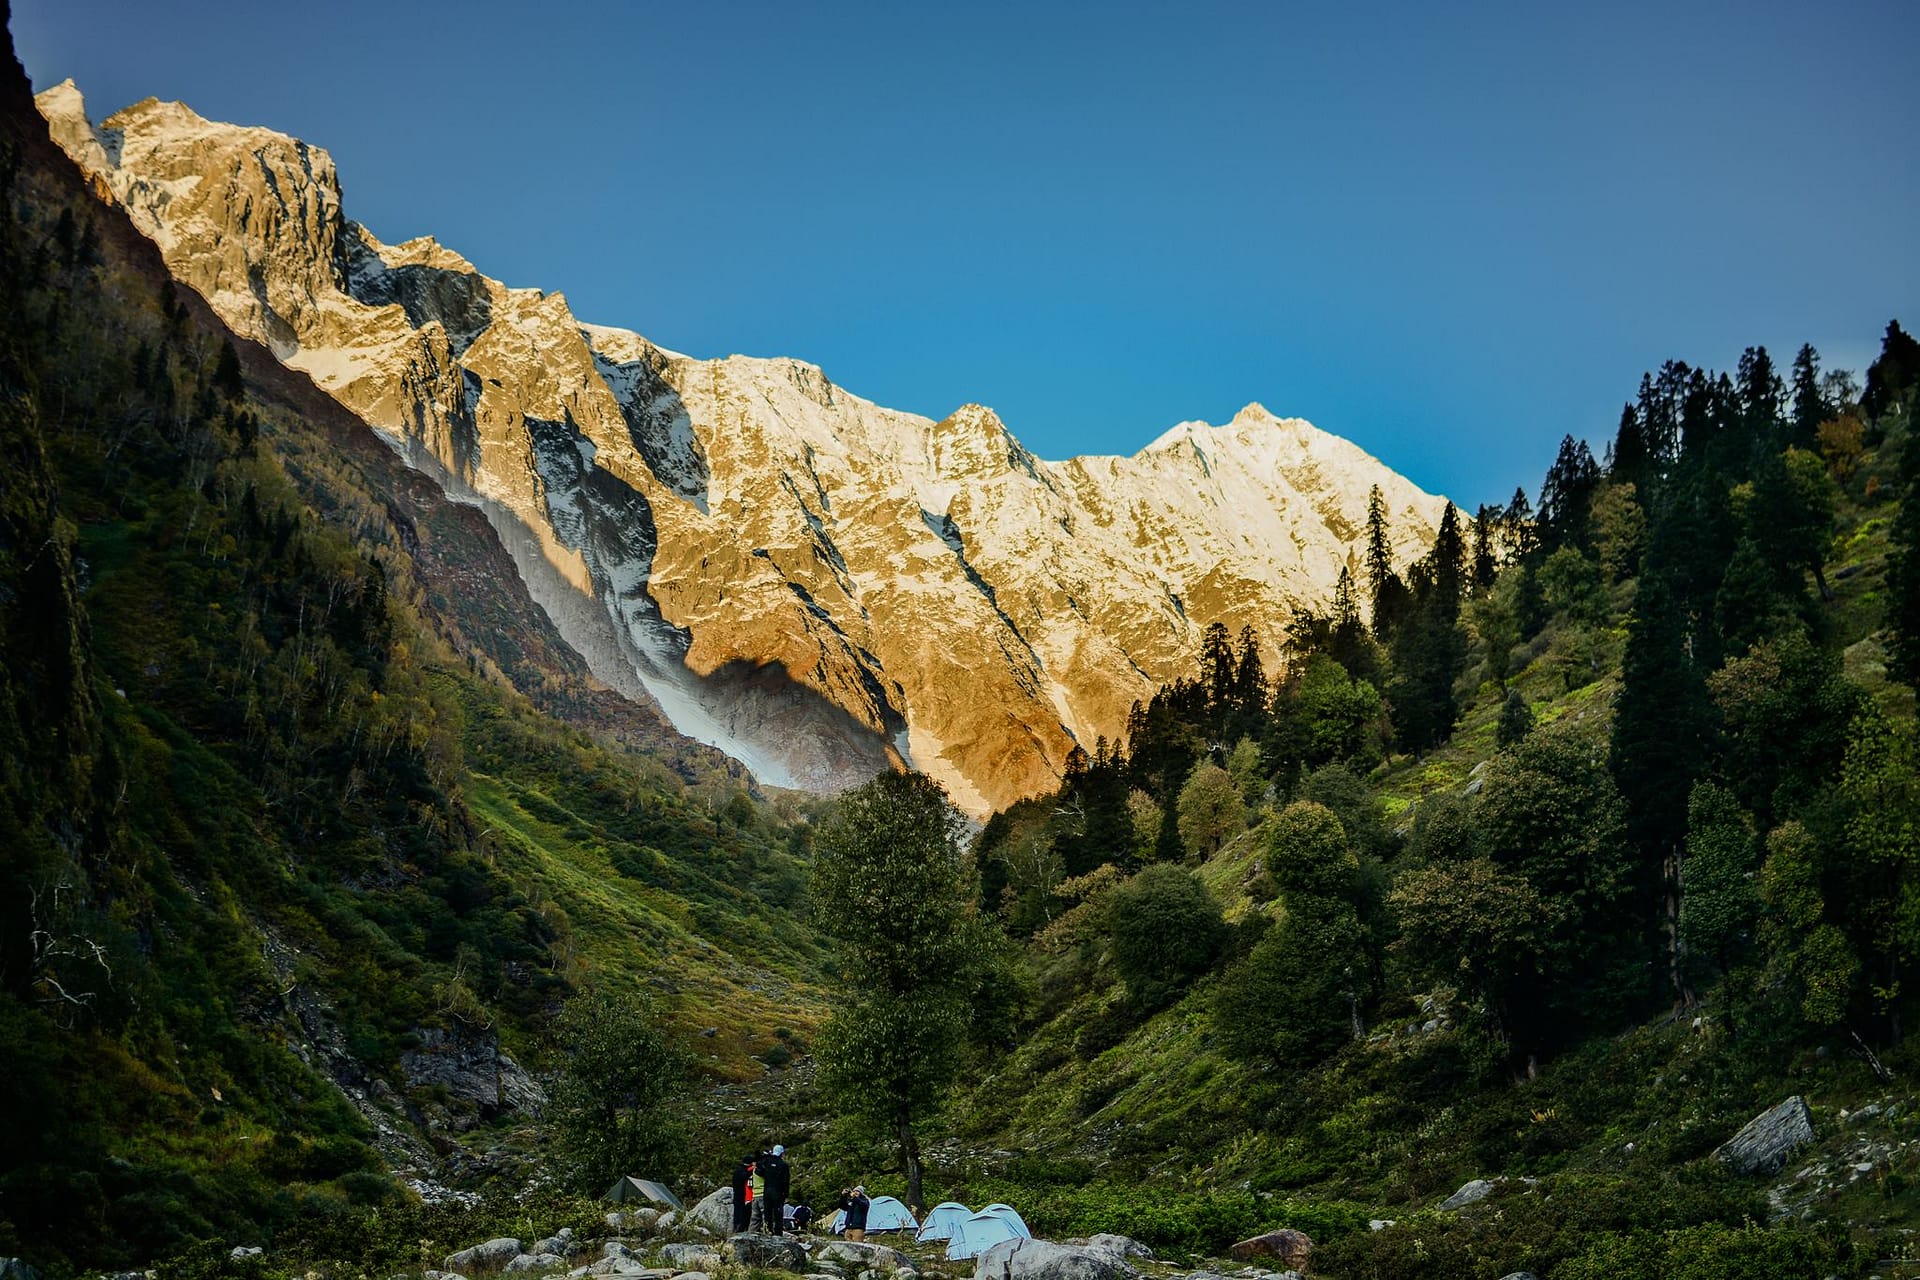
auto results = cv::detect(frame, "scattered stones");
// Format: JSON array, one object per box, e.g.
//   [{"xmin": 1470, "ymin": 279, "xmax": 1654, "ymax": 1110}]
[
  {"xmin": 1226, "ymin": 1231, "xmax": 1311, "ymax": 1271},
  {"xmin": 657, "ymin": 1245, "xmax": 723, "ymax": 1272},
  {"xmin": 816, "ymin": 1242, "xmax": 913, "ymax": 1272},
  {"xmin": 446, "ymin": 1240, "xmax": 525, "ymax": 1273},
  {"xmin": 533, "ymin": 1231, "xmax": 576, "ymax": 1257},
  {"xmin": 1715, "ymin": 1096, "xmax": 1815, "ymax": 1176},
  {"xmin": 506, "ymin": 1254, "xmax": 566, "ymax": 1274}
]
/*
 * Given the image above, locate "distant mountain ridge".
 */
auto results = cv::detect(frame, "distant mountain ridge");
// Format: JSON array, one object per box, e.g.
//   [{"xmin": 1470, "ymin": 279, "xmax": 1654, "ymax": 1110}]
[{"xmin": 36, "ymin": 80, "xmax": 1450, "ymax": 813}]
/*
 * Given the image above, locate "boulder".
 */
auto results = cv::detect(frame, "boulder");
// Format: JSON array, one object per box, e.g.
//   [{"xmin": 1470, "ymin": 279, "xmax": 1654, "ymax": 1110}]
[
  {"xmin": 1439, "ymin": 1179, "xmax": 1497, "ymax": 1210},
  {"xmin": 1714, "ymin": 1096, "xmax": 1815, "ymax": 1176},
  {"xmin": 1082, "ymin": 1237, "xmax": 1151, "ymax": 1263},
  {"xmin": 1497, "ymin": 1273, "xmax": 1540, "ymax": 1280},
  {"xmin": 447, "ymin": 1240, "xmax": 525, "ymax": 1273},
  {"xmin": 424, "ymin": 1272, "xmax": 466, "ymax": 1280},
  {"xmin": 0, "ymin": 1265, "xmax": 39, "ymax": 1280},
  {"xmin": 673, "ymin": 1274, "xmax": 712, "ymax": 1280},
  {"xmin": 1226, "ymin": 1231, "xmax": 1312, "ymax": 1270},
  {"xmin": 809, "ymin": 1268, "xmax": 846, "ymax": 1279},
  {"xmin": 973, "ymin": 1239, "xmax": 1141, "ymax": 1280},
  {"xmin": 533, "ymin": 1231, "xmax": 576, "ymax": 1257},
  {"xmin": 816, "ymin": 1242, "xmax": 914, "ymax": 1271},
  {"xmin": 687, "ymin": 1188, "xmax": 735, "ymax": 1236},
  {"xmin": 229, "ymin": 1249, "xmax": 263, "ymax": 1261},
  {"xmin": 506, "ymin": 1255, "xmax": 567, "ymax": 1274},
  {"xmin": 728, "ymin": 1235, "xmax": 808, "ymax": 1271},
  {"xmin": 658, "ymin": 1245, "xmax": 723, "ymax": 1272}
]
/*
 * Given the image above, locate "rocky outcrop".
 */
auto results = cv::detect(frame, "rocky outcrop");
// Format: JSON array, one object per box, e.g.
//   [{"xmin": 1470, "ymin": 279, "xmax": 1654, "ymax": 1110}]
[
  {"xmin": 401, "ymin": 1024, "xmax": 546, "ymax": 1120},
  {"xmin": 657, "ymin": 1246, "xmax": 724, "ymax": 1272},
  {"xmin": 974, "ymin": 1239, "xmax": 1141, "ymax": 1280},
  {"xmin": 1715, "ymin": 1095, "xmax": 1816, "ymax": 1175},
  {"xmin": 37, "ymin": 83, "xmax": 1453, "ymax": 815}
]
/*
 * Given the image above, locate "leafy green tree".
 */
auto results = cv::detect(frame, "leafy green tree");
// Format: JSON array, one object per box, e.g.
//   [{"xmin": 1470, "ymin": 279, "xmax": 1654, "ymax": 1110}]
[
  {"xmin": 1391, "ymin": 856, "xmax": 1555, "ymax": 1030},
  {"xmin": 1839, "ymin": 713, "xmax": 1920, "ymax": 1041},
  {"xmin": 1480, "ymin": 724, "xmax": 1640, "ymax": 1040},
  {"xmin": 1748, "ymin": 447, "xmax": 1838, "ymax": 601},
  {"xmin": 1677, "ymin": 783, "xmax": 1759, "ymax": 989},
  {"xmin": 1214, "ymin": 902, "xmax": 1372, "ymax": 1064},
  {"xmin": 1707, "ymin": 632, "xmax": 1865, "ymax": 829},
  {"xmin": 547, "ymin": 988, "xmax": 690, "ymax": 1192},
  {"xmin": 1106, "ymin": 865, "xmax": 1227, "ymax": 1009},
  {"xmin": 1540, "ymin": 546, "xmax": 1607, "ymax": 625},
  {"xmin": 1295, "ymin": 654, "xmax": 1385, "ymax": 770},
  {"xmin": 810, "ymin": 771, "xmax": 990, "ymax": 1205},
  {"xmin": 1264, "ymin": 801, "xmax": 1360, "ymax": 897},
  {"xmin": 1591, "ymin": 482, "xmax": 1646, "ymax": 583},
  {"xmin": 1177, "ymin": 760, "xmax": 1246, "ymax": 858},
  {"xmin": 1758, "ymin": 822, "xmax": 1858, "ymax": 1029}
]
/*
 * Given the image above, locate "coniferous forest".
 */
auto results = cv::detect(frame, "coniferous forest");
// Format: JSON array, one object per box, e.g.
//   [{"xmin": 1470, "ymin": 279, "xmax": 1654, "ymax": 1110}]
[{"xmin": 5, "ymin": 7, "xmax": 1920, "ymax": 1280}]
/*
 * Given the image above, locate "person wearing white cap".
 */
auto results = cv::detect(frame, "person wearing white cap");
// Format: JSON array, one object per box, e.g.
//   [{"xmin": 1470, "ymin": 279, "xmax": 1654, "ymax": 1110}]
[{"xmin": 761, "ymin": 1143, "xmax": 791, "ymax": 1235}]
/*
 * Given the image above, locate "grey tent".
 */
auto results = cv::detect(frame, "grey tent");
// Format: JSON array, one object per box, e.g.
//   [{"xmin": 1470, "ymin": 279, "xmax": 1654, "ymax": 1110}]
[{"xmin": 605, "ymin": 1176, "xmax": 684, "ymax": 1211}]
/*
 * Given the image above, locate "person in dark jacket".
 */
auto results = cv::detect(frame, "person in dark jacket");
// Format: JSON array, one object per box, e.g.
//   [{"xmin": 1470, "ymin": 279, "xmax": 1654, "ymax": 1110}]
[
  {"xmin": 730, "ymin": 1154, "xmax": 752, "ymax": 1234},
  {"xmin": 835, "ymin": 1185, "xmax": 871, "ymax": 1242},
  {"xmin": 760, "ymin": 1144, "xmax": 791, "ymax": 1235}
]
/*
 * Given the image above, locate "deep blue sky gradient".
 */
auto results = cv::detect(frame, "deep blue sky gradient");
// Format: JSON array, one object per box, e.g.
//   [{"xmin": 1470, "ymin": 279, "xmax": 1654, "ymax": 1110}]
[{"xmin": 17, "ymin": 0, "xmax": 1918, "ymax": 505}]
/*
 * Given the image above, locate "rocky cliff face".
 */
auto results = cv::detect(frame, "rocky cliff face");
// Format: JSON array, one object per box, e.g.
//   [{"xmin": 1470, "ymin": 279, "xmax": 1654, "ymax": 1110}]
[{"xmin": 37, "ymin": 82, "xmax": 1450, "ymax": 814}]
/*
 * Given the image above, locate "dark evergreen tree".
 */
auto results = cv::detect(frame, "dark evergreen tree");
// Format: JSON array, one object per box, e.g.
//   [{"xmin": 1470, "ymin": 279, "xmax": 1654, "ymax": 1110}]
[
  {"xmin": 1610, "ymin": 403, "xmax": 1650, "ymax": 491},
  {"xmin": 1537, "ymin": 435, "xmax": 1601, "ymax": 553},
  {"xmin": 1495, "ymin": 687, "xmax": 1533, "ymax": 749},
  {"xmin": 1501, "ymin": 485, "xmax": 1538, "ymax": 564},
  {"xmin": 1789, "ymin": 343, "xmax": 1829, "ymax": 449},
  {"xmin": 1326, "ymin": 567, "xmax": 1377, "ymax": 683},
  {"xmin": 1862, "ymin": 319, "xmax": 1920, "ymax": 423},
  {"xmin": 1426, "ymin": 503, "xmax": 1467, "ymax": 619},
  {"xmin": 213, "ymin": 339, "xmax": 245, "ymax": 402},
  {"xmin": 1735, "ymin": 344, "xmax": 1784, "ymax": 459},
  {"xmin": 1470, "ymin": 504, "xmax": 1499, "ymax": 595},
  {"xmin": 1364, "ymin": 484, "xmax": 1409, "ymax": 639}
]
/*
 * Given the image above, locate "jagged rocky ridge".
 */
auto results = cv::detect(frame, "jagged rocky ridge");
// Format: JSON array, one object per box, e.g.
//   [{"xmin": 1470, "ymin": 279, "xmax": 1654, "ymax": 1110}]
[{"xmin": 36, "ymin": 82, "xmax": 1449, "ymax": 813}]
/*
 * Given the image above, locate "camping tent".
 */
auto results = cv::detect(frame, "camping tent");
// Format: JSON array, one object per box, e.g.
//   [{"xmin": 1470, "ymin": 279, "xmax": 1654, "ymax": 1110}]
[
  {"xmin": 915, "ymin": 1202, "xmax": 972, "ymax": 1243},
  {"xmin": 827, "ymin": 1195, "xmax": 919, "ymax": 1234},
  {"xmin": 946, "ymin": 1205, "xmax": 1031, "ymax": 1260},
  {"xmin": 604, "ymin": 1177, "xmax": 684, "ymax": 1211}
]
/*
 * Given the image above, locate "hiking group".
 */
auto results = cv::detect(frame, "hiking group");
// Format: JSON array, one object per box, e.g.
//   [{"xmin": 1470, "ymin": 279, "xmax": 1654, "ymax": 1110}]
[
  {"xmin": 729, "ymin": 1144, "xmax": 792, "ymax": 1235},
  {"xmin": 726, "ymin": 1145, "xmax": 884, "ymax": 1242}
]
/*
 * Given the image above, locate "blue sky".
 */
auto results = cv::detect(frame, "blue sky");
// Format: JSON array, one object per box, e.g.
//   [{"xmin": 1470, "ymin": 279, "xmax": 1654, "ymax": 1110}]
[{"xmin": 16, "ymin": 0, "xmax": 1917, "ymax": 506}]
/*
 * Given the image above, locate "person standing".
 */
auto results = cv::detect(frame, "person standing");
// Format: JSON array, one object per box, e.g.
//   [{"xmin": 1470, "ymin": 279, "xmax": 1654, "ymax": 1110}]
[
  {"xmin": 730, "ymin": 1154, "xmax": 752, "ymax": 1234},
  {"xmin": 749, "ymin": 1153, "xmax": 770, "ymax": 1232},
  {"xmin": 761, "ymin": 1144, "xmax": 791, "ymax": 1236},
  {"xmin": 835, "ymin": 1185, "xmax": 870, "ymax": 1242}
]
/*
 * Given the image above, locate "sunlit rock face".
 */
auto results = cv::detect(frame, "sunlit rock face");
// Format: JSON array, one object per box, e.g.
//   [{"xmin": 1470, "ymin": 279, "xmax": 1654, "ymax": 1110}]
[{"xmin": 39, "ymin": 82, "xmax": 1450, "ymax": 815}]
